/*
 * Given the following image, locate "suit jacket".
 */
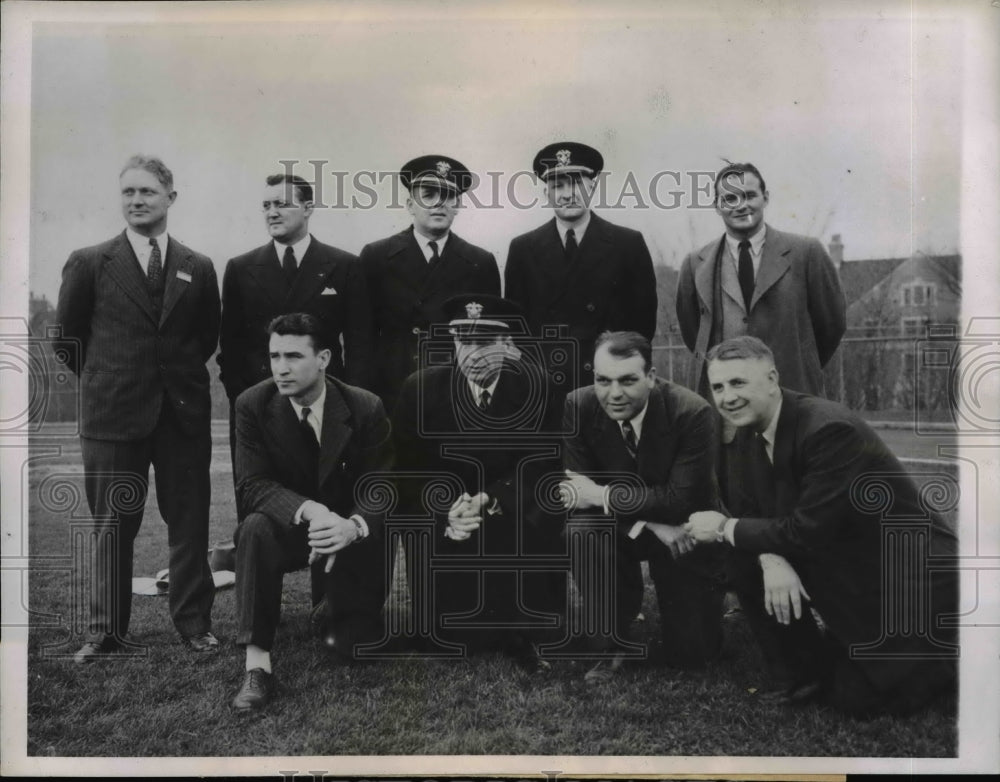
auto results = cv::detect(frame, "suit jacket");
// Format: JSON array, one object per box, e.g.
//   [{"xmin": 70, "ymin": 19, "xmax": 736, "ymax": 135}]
[
  {"xmin": 562, "ymin": 378, "xmax": 720, "ymax": 532},
  {"xmin": 234, "ymin": 377, "xmax": 393, "ymax": 538},
  {"xmin": 55, "ymin": 231, "xmax": 219, "ymax": 440},
  {"xmin": 392, "ymin": 358, "xmax": 563, "ymax": 550},
  {"xmin": 504, "ymin": 213, "xmax": 657, "ymax": 390},
  {"xmin": 676, "ymin": 225, "xmax": 846, "ymax": 398},
  {"xmin": 729, "ymin": 390, "xmax": 958, "ymax": 689},
  {"xmin": 218, "ymin": 236, "xmax": 374, "ymax": 400},
  {"xmin": 359, "ymin": 226, "xmax": 500, "ymax": 410}
]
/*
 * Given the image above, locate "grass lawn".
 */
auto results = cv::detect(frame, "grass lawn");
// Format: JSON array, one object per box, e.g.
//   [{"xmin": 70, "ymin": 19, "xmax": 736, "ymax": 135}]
[{"xmin": 24, "ymin": 429, "xmax": 958, "ymax": 758}]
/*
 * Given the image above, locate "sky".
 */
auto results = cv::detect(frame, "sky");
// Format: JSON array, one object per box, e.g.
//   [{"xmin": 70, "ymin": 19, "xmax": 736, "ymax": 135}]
[{"xmin": 22, "ymin": 0, "xmax": 968, "ymax": 302}]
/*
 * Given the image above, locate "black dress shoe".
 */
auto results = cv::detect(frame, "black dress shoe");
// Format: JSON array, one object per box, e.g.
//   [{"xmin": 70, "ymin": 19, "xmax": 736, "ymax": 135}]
[
  {"xmin": 759, "ymin": 678, "xmax": 824, "ymax": 706},
  {"xmin": 231, "ymin": 668, "xmax": 275, "ymax": 711},
  {"xmin": 506, "ymin": 640, "xmax": 551, "ymax": 675},
  {"xmin": 183, "ymin": 631, "xmax": 220, "ymax": 654},
  {"xmin": 584, "ymin": 652, "xmax": 626, "ymax": 684},
  {"xmin": 73, "ymin": 637, "xmax": 123, "ymax": 665}
]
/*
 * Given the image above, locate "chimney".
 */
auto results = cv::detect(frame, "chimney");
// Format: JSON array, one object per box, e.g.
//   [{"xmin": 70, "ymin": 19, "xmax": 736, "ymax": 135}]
[{"xmin": 828, "ymin": 233, "xmax": 844, "ymax": 269}]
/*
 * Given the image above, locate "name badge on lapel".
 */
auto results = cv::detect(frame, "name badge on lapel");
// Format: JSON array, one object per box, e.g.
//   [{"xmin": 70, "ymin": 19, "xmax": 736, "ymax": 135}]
[
  {"xmin": 321, "ymin": 286, "xmax": 338, "ymax": 296},
  {"xmin": 176, "ymin": 271, "xmax": 193, "ymax": 283}
]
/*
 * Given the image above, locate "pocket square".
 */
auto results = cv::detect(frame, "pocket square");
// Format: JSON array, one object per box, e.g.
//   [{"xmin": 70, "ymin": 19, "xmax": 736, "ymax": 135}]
[
  {"xmin": 321, "ymin": 286, "xmax": 338, "ymax": 295},
  {"xmin": 176, "ymin": 271, "xmax": 192, "ymax": 283}
]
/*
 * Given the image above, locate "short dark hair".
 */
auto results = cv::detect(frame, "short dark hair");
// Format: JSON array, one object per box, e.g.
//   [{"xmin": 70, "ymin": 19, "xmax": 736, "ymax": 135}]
[
  {"xmin": 267, "ymin": 312, "xmax": 329, "ymax": 353},
  {"xmin": 705, "ymin": 335, "xmax": 775, "ymax": 364},
  {"xmin": 713, "ymin": 161, "xmax": 767, "ymax": 206},
  {"xmin": 265, "ymin": 173, "xmax": 314, "ymax": 205},
  {"xmin": 120, "ymin": 155, "xmax": 174, "ymax": 190},
  {"xmin": 594, "ymin": 330, "xmax": 653, "ymax": 373}
]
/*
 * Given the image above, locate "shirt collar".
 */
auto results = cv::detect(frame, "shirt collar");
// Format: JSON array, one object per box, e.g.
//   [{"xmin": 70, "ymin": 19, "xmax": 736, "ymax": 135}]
[
  {"xmin": 414, "ymin": 229, "xmax": 449, "ymax": 260},
  {"xmin": 274, "ymin": 233, "xmax": 312, "ymax": 263},
  {"xmin": 467, "ymin": 374, "xmax": 500, "ymax": 404},
  {"xmin": 725, "ymin": 222, "xmax": 766, "ymax": 259},
  {"xmin": 618, "ymin": 397, "xmax": 650, "ymax": 441},
  {"xmin": 556, "ymin": 210, "xmax": 591, "ymax": 245},
  {"xmin": 126, "ymin": 227, "xmax": 168, "ymax": 260},
  {"xmin": 288, "ymin": 380, "xmax": 327, "ymax": 436}
]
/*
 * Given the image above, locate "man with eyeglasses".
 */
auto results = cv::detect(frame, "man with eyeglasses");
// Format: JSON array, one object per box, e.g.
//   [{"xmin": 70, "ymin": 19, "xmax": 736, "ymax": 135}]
[
  {"xmin": 359, "ymin": 155, "xmax": 500, "ymax": 414},
  {"xmin": 676, "ymin": 161, "xmax": 845, "ymax": 401},
  {"xmin": 218, "ymin": 173, "xmax": 374, "ymax": 502}
]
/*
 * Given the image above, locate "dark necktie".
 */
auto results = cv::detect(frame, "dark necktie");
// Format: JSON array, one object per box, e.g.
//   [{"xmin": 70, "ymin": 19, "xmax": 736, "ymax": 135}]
[
  {"xmin": 737, "ymin": 239, "xmax": 754, "ymax": 312},
  {"xmin": 428, "ymin": 240, "xmax": 440, "ymax": 266},
  {"xmin": 564, "ymin": 228, "xmax": 578, "ymax": 262},
  {"xmin": 621, "ymin": 419, "xmax": 638, "ymax": 461},
  {"xmin": 300, "ymin": 406, "xmax": 319, "ymax": 454},
  {"xmin": 750, "ymin": 432, "xmax": 775, "ymax": 515},
  {"xmin": 282, "ymin": 245, "xmax": 297, "ymax": 284},
  {"xmin": 478, "ymin": 388, "xmax": 491, "ymax": 412},
  {"xmin": 147, "ymin": 238, "xmax": 162, "ymax": 285}
]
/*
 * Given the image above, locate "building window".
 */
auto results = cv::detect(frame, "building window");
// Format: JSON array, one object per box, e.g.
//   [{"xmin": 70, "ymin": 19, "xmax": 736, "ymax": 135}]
[
  {"xmin": 901, "ymin": 316, "xmax": 928, "ymax": 336},
  {"xmin": 901, "ymin": 281, "xmax": 936, "ymax": 309}
]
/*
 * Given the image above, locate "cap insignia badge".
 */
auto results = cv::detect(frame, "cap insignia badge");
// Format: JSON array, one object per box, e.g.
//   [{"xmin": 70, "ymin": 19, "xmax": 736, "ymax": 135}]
[
  {"xmin": 465, "ymin": 302, "xmax": 483, "ymax": 319},
  {"xmin": 556, "ymin": 149, "xmax": 572, "ymax": 166},
  {"xmin": 436, "ymin": 160, "xmax": 452, "ymax": 177}
]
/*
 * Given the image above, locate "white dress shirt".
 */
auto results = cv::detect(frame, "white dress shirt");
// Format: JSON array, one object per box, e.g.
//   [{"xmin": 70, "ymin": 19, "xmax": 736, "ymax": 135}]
[
  {"xmin": 556, "ymin": 210, "xmax": 591, "ymax": 248},
  {"xmin": 414, "ymin": 230, "xmax": 449, "ymax": 262},
  {"xmin": 725, "ymin": 223, "xmax": 766, "ymax": 278},
  {"xmin": 126, "ymin": 228, "xmax": 168, "ymax": 276},
  {"xmin": 274, "ymin": 233, "xmax": 312, "ymax": 268}
]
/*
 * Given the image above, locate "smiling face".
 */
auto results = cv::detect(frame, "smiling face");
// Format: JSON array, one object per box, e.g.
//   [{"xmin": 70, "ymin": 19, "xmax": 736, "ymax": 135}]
[
  {"xmin": 706, "ymin": 356, "xmax": 781, "ymax": 432},
  {"xmin": 454, "ymin": 333, "xmax": 511, "ymax": 387},
  {"xmin": 593, "ymin": 345, "xmax": 655, "ymax": 422},
  {"xmin": 715, "ymin": 171, "xmax": 769, "ymax": 240},
  {"xmin": 120, "ymin": 167, "xmax": 176, "ymax": 237},
  {"xmin": 545, "ymin": 173, "xmax": 595, "ymax": 223},
  {"xmin": 269, "ymin": 332, "xmax": 330, "ymax": 406},
  {"xmin": 262, "ymin": 182, "xmax": 313, "ymax": 244},
  {"xmin": 407, "ymin": 185, "xmax": 459, "ymax": 239}
]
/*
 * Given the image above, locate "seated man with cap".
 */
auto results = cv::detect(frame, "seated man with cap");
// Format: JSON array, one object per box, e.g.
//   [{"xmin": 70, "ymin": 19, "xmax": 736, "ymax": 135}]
[
  {"xmin": 392, "ymin": 294, "xmax": 565, "ymax": 672},
  {"xmin": 505, "ymin": 141, "xmax": 657, "ymax": 401},
  {"xmin": 360, "ymin": 155, "xmax": 500, "ymax": 414}
]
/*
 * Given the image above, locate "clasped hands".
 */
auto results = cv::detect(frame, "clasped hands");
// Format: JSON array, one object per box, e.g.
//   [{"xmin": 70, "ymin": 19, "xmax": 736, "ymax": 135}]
[
  {"xmin": 446, "ymin": 491, "xmax": 490, "ymax": 541},
  {"xmin": 299, "ymin": 500, "xmax": 361, "ymax": 572}
]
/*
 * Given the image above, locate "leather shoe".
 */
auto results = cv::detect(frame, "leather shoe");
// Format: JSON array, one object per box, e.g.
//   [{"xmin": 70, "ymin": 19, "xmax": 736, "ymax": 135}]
[
  {"xmin": 507, "ymin": 641, "xmax": 551, "ymax": 675},
  {"xmin": 584, "ymin": 652, "xmax": 626, "ymax": 684},
  {"xmin": 183, "ymin": 631, "xmax": 220, "ymax": 654},
  {"xmin": 759, "ymin": 678, "xmax": 824, "ymax": 706},
  {"xmin": 231, "ymin": 668, "xmax": 275, "ymax": 711},
  {"xmin": 73, "ymin": 637, "xmax": 123, "ymax": 664}
]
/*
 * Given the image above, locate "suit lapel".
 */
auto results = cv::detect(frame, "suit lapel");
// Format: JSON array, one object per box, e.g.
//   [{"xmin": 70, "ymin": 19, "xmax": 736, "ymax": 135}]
[
  {"xmin": 159, "ymin": 237, "xmax": 193, "ymax": 327},
  {"xmin": 718, "ymin": 241, "xmax": 747, "ymax": 313},
  {"xmin": 421, "ymin": 231, "xmax": 476, "ymax": 298},
  {"xmin": 590, "ymin": 401, "xmax": 635, "ymax": 473},
  {"xmin": 693, "ymin": 236, "xmax": 724, "ymax": 313},
  {"xmin": 634, "ymin": 385, "xmax": 670, "ymax": 478},
  {"xmin": 752, "ymin": 225, "xmax": 792, "ymax": 309},
  {"xmin": 103, "ymin": 232, "xmax": 157, "ymax": 324},
  {"xmin": 288, "ymin": 237, "xmax": 335, "ymax": 306},
  {"xmin": 769, "ymin": 390, "xmax": 798, "ymax": 513},
  {"xmin": 318, "ymin": 379, "xmax": 353, "ymax": 488},
  {"xmin": 265, "ymin": 390, "xmax": 316, "ymax": 483},
  {"xmin": 535, "ymin": 219, "xmax": 573, "ymax": 303},
  {"xmin": 246, "ymin": 244, "xmax": 292, "ymax": 307},
  {"xmin": 388, "ymin": 229, "xmax": 432, "ymax": 291}
]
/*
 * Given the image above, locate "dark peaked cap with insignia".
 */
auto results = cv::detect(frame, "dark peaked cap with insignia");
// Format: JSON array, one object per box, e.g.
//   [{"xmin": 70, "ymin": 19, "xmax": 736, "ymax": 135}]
[
  {"xmin": 400, "ymin": 155, "xmax": 476, "ymax": 194},
  {"xmin": 533, "ymin": 141, "xmax": 604, "ymax": 181},
  {"xmin": 443, "ymin": 293, "xmax": 526, "ymax": 338}
]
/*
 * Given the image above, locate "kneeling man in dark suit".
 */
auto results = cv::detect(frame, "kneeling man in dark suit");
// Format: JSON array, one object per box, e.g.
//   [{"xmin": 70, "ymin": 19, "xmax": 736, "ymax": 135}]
[
  {"xmin": 685, "ymin": 336, "xmax": 958, "ymax": 717},
  {"xmin": 560, "ymin": 331, "xmax": 725, "ymax": 683},
  {"xmin": 231, "ymin": 313, "xmax": 392, "ymax": 710}
]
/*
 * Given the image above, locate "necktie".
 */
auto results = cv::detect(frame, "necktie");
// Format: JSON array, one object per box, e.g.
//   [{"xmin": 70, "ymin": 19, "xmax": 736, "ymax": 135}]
[
  {"xmin": 737, "ymin": 240, "xmax": 754, "ymax": 312},
  {"xmin": 621, "ymin": 419, "xmax": 638, "ymax": 461},
  {"xmin": 147, "ymin": 238, "xmax": 162, "ymax": 285},
  {"xmin": 300, "ymin": 406, "xmax": 319, "ymax": 453},
  {"xmin": 564, "ymin": 228, "xmax": 578, "ymax": 262},
  {"xmin": 282, "ymin": 245, "xmax": 297, "ymax": 284},
  {"xmin": 428, "ymin": 240, "xmax": 440, "ymax": 266},
  {"xmin": 478, "ymin": 388, "xmax": 491, "ymax": 412}
]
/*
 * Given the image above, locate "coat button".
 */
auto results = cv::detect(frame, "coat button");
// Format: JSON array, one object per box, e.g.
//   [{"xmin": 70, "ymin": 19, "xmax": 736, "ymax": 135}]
[
  {"xmin": 584, "ymin": 362, "xmax": 593, "ymax": 372},
  {"xmin": 586, "ymin": 303, "xmax": 595, "ymax": 312},
  {"xmin": 412, "ymin": 327, "xmax": 421, "ymax": 335},
  {"xmin": 742, "ymin": 317, "xmax": 748, "ymax": 323}
]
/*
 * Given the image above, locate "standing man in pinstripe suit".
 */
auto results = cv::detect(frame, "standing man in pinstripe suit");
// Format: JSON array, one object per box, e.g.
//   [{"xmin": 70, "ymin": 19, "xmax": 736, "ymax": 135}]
[{"xmin": 56, "ymin": 155, "xmax": 222, "ymax": 663}]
